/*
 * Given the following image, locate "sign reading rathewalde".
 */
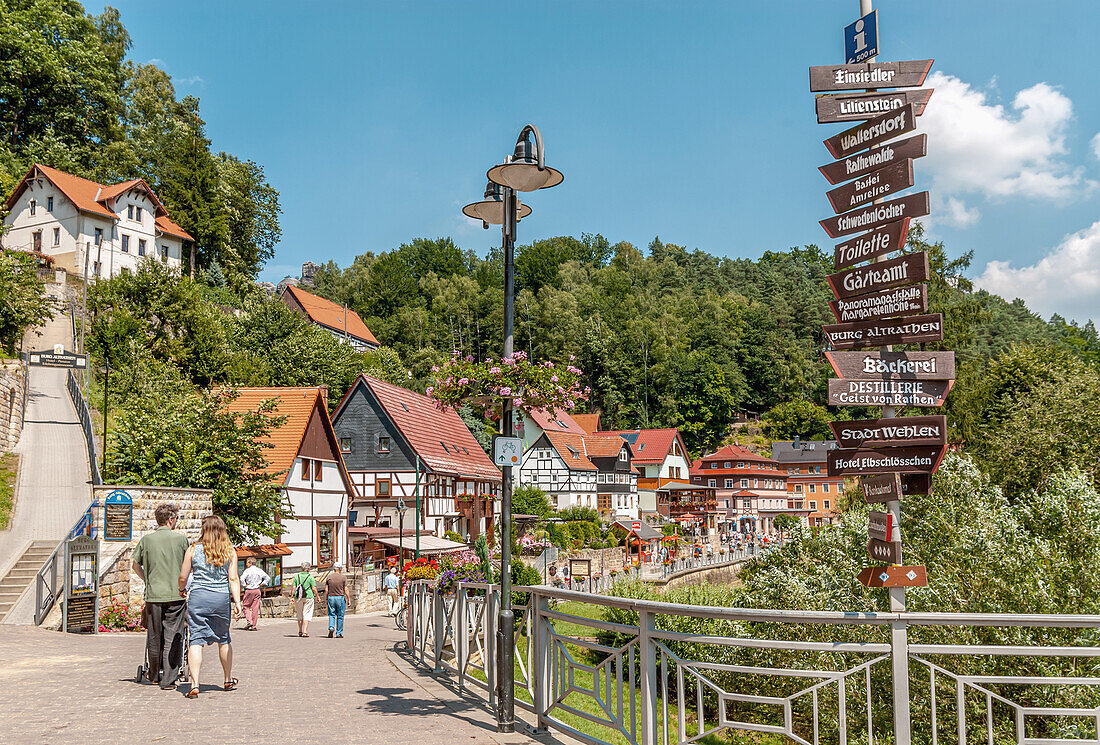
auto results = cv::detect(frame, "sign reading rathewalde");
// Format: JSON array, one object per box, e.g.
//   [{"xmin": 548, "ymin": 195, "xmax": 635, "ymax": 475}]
[
  {"xmin": 830, "ymin": 415, "xmax": 948, "ymax": 449},
  {"xmin": 823, "ymin": 312, "xmax": 944, "ymax": 349},
  {"xmin": 820, "ymin": 134, "xmax": 927, "ymax": 186}
]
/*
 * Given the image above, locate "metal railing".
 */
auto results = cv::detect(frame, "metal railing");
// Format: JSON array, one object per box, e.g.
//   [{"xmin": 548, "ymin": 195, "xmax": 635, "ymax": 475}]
[
  {"xmin": 406, "ymin": 582, "xmax": 1100, "ymax": 745},
  {"xmin": 66, "ymin": 368, "xmax": 101, "ymax": 485},
  {"xmin": 34, "ymin": 501, "xmax": 97, "ymax": 625}
]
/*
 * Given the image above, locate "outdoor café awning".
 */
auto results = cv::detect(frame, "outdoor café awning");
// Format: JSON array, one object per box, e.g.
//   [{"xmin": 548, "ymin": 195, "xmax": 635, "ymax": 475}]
[
  {"xmin": 374, "ymin": 535, "xmax": 468, "ymax": 554},
  {"xmin": 612, "ymin": 520, "xmax": 662, "ymax": 541},
  {"xmin": 235, "ymin": 543, "xmax": 292, "ymax": 558}
]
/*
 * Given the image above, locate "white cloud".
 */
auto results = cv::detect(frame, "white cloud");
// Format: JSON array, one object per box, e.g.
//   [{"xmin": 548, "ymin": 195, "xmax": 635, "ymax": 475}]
[
  {"xmin": 917, "ymin": 72, "xmax": 1094, "ymax": 220},
  {"xmin": 938, "ymin": 196, "xmax": 980, "ymax": 228},
  {"xmin": 974, "ymin": 221, "xmax": 1100, "ymax": 323},
  {"xmin": 1091, "ymin": 132, "xmax": 1100, "ymax": 163},
  {"xmin": 178, "ymin": 75, "xmax": 205, "ymax": 87},
  {"xmin": 147, "ymin": 58, "xmax": 166, "ymax": 67}
]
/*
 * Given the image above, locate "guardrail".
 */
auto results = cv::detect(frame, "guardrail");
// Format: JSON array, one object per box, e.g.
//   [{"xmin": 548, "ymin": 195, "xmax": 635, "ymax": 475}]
[
  {"xmin": 406, "ymin": 581, "xmax": 1100, "ymax": 745},
  {"xmin": 34, "ymin": 501, "xmax": 97, "ymax": 625},
  {"xmin": 66, "ymin": 368, "xmax": 101, "ymax": 485}
]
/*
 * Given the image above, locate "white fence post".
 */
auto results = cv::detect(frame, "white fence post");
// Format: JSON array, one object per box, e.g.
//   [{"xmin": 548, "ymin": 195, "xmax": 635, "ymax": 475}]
[
  {"xmin": 433, "ymin": 586, "xmax": 446, "ymax": 672},
  {"xmin": 532, "ymin": 590, "xmax": 553, "ymax": 732},
  {"xmin": 639, "ymin": 608, "xmax": 658, "ymax": 745}
]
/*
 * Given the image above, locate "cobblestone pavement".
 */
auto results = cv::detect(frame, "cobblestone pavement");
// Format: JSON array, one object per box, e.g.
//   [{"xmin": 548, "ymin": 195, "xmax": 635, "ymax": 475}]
[{"xmin": 0, "ymin": 612, "xmax": 574, "ymax": 745}]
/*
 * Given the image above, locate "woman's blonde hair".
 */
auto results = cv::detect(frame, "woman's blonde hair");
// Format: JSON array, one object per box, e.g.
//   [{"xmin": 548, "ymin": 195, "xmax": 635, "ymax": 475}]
[{"xmin": 199, "ymin": 515, "xmax": 232, "ymax": 567}]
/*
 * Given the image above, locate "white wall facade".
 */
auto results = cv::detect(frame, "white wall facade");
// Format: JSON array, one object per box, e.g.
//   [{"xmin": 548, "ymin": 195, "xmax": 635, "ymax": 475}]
[
  {"xmin": 281, "ymin": 456, "xmax": 349, "ymax": 569},
  {"xmin": 519, "ymin": 446, "xmax": 597, "ymax": 511}
]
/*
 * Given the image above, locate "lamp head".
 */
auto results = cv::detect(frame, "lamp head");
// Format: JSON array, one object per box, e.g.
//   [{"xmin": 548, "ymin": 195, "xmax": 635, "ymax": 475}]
[
  {"xmin": 461, "ymin": 180, "xmax": 532, "ymax": 227},
  {"xmin": 396, "ymin": 497, "xmax": 408, "ymax": 513},
  {"xmin": 487, "ymin": 126, "xmax": 564, "ymax": 192}
]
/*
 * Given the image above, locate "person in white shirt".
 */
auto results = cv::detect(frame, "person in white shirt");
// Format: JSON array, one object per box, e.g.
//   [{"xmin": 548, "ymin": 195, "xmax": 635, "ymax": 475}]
[{"xmin": 239, "ymin": 558, "xmax": 270, "ymax": 630}]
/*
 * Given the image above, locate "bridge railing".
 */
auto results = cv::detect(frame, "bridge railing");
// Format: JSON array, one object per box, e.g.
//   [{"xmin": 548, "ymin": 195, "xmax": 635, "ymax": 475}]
[
  {"xmin": 66, "ymin": 368, "xmax": 101, "ymax": 485},
  {"xmin": 406, "ymin": 581, "xmax": 1100, "ymax": 745}
]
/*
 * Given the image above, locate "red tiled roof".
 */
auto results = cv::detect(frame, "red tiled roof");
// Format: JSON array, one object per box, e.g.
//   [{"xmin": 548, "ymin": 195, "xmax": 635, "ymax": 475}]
[
  {"xmin": 601, "ymin": 428, "xmax": 683, "ymax": 465},
  {"xmin": 572, "ymin": 413, "xmax": 601, "ymax": 434},
  {"xmin": 283, "ymin": 285, "xmax": 379, "ymax": 347},
  {"xmin": 527, "ymin": 407, "xmax": 587, "ymax": 436},
  {"xmin": 700, "ymin": 444, "xmax": 774, "ymax": 464},
  {"xmin": 544, "ymin": 432, "xmax": 596, "ymax": 471},
  {"xmin": 221, "ymin": 387, "xmax": 329, "ymax": 478},
  {"xmin": 5, "ymin": 164, "xmax": 193, "ymax": 240},
  {"xmin": 583, "ymin": 433, "xmax": 631, "ymax": 459},
  {"xmin": 351, "ymin": 376, "xmax": 501, "ymax": 482}
]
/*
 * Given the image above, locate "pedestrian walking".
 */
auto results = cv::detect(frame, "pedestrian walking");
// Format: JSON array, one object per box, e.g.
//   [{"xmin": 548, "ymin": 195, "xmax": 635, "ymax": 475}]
[
  {"xmin": 238, "ymin": 557, "xmax": 270, "ymax": 630},
  {"xmin": 383, "ymin": 567, "xmax": 400, "ymax": 615},
  {"xmin": 325, "ymin": 563, "xmax": 350, "ymax": 638},
  {"xmin": 292, "ymin": 562, "xmax": 320, "ymax": 637},
  {"xmin": 178, "ymin": 515, "xmax": 243, "ymax": 699},
  {"xmin": 132, "ymin": 503, "xmax": 189, "ymax": 689}
]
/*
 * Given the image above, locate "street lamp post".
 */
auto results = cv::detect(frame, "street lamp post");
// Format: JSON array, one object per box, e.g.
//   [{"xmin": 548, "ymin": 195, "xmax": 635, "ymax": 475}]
[
  {"xmin": 396, "ymin": 497, "xmax": 409, "ymax": 567},
  {"xmin": 463, "ymin": 124, "xmax": 563, "ymax": 733}
]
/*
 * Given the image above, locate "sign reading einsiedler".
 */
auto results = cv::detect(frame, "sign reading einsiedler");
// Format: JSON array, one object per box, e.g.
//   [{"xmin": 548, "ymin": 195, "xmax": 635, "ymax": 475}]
[{"xmin": 809, "ymin": 59, "xmax": 934, "ymax": 92}]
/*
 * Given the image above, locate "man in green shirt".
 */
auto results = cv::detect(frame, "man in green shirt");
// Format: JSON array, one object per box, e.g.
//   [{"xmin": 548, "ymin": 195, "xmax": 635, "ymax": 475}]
[{"xmin": 133, "ymin": 503, "xmax": 189, "ymax": 688}]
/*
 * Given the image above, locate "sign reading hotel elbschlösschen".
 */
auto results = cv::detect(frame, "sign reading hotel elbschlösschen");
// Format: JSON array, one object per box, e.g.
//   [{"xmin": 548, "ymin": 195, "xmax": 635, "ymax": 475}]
[{"xmin": 828, "ymin": 445, "xmax": 947, "ymax": 477}]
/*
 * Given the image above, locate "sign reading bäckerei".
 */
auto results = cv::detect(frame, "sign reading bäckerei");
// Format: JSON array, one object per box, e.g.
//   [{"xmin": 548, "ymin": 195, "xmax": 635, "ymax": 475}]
[
  {"xmin": 828, "ymin": 445, "xmax": 947, "ymax": 476},
  {"xmin": 833, "ymin": 218, "xmax": 909, "ymax": 271},
  {"xmin": 820, "ymin": 135, "xmax": 927, "ymax": 186},
  {"xmin": 827, "ymin": 378, "xmax": 953, "ymax": 407},
  {"xmin": 829, "ymin": 415, "xmax": 948, "ymax": 449},
  {"xmin": 824, "ymin": 350, "xmax": 954, "ymax": 381},
  {"xmin": 820, "ymin": 192, "xmax": 930, "ymax": 238},
  {"xmin": 824, "ymin": 104, "xmax": 916, "ymax": 159},
  {"xmin": 826, "ymin": 159, "xmax": 914, "ymax": 214},
  {"xmin": 826, "ymin": 251, "xmax": 929, "ymax": 300},
  {"xmin": 816, "ymin": 88, "xmax": 933, "ymax": 124},
  {"xmin": 829, "ymin": 284, "xmax": 928, "ymax": 323},
  {"xmin": 809, "ymin": 59, "xmax": 934, "ymax": 92},
  {"xmin": 823, "ymin": 313, "xmax": 944, "ymax": 350}
]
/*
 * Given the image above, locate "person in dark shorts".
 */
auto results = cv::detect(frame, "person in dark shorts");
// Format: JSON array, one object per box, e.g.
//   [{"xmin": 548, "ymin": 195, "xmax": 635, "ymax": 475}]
[{"xmin": 132, "ymin": 503, "xmax": 189, "ymax": 689}]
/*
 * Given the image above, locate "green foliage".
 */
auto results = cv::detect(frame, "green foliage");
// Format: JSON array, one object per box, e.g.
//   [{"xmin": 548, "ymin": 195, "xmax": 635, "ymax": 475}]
[
  {"xmin": 556, "ymin": 505, "xmax": 600, "ymax": 523},
  {"xmin": 105, "ymin": 388, "xmax": 290, "ymax": 542},
  {"xmin": 772, "ymin": 514, "xmax": 799, "ymax": 532},
  {"xmin": 761, "ymin": 399, "xmax": 831, "ymax": 442},
  {"xmin": 443, "ymin": 530, "xmax": 465, "ymax": 544},
  {"xmin": 511, "ymin": 485, "xmax": 553, "ymax": 518},
  {"xmin": 0, "ymin": 251, "xmax": 52, "ymax": 354}
]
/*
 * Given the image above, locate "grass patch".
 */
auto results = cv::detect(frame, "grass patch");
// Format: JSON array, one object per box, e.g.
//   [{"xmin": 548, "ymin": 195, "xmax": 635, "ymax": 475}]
[{"xmin": 0, "ymin": 452, "xmax": 18, "ymax": 530}]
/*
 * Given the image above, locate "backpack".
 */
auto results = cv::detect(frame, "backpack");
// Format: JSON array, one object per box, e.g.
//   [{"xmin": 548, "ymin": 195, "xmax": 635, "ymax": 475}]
[{"xmin": 293, "ymin": 572, "xmax": 310, "ymax": 600}]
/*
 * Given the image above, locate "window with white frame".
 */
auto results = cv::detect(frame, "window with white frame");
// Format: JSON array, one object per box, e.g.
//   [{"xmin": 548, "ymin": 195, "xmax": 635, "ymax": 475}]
[
  {"xmin": 725, "ymin": 479, "xmax": 733, "ymax": 488},
  {"xmin": 53, "ymin": 227, "xmax": 60, "ymax": 246}
]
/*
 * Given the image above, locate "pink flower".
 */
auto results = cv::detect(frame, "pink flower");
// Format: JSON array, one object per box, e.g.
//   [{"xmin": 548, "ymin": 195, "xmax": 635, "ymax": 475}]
[
  {"xmin": 546, "ymin": 361, "xmax": 554, "ymax": 368},
  {"xmin": 431, "ymin": 366, "xmax": 440, "ymax": 373},
  {"xmin": 569, "ymin": 355, "xmax": 576, "ymax": 362},
  {"xmin": 489, "ymin": 367, "xmax": 502, "ymax": 375},
  {"xmin": 550, "ymin": 375, "xmax": 559, "ymax": 383},
  {"xmin": 513, "ymin": 398, "xmax": 523, "ymax": 406},
  {"xmin": 567, "ymin": 365, "xmax": 581, "ymax": 375},
  {"xmin": 503, "ymin": 357, "xmax": 515, "ymax": 366},
  {"xmin": 426, "ymin": 386, "xmax": 435, "ymax": 395},
  {"xmin": 499, "ymin": 387, "xmax": 512, "ymax": 396},
  {"xmin": 466, "ymin": 355, "xmax": 474, "ymax": 362},
  {"xmin": 458, "ymin": 378, "xmax": 469, "ymax": 385}
]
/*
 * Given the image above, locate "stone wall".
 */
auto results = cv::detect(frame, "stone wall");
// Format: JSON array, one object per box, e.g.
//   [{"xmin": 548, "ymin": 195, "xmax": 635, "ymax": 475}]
[
  {"xmin": 648, "ymin": 558, "xmax": 747, "ymax": 592},
  {"xmin": 521, "ymin": 545, "xmax": 628, "ymax": 577},
  {"xmin": 0, "ymin": 360, "xmax": 27, "ymax": 453}
]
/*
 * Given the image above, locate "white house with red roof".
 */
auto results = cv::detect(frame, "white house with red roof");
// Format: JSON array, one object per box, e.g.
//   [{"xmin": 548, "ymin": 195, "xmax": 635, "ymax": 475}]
[
  {"xmin": 599, "ymin": 428, "xmax": 691, "ymax": 515},
  {"xmin": 519, "ymin": 430, "xmax": 639, "ymax": 518},
  {"xmin": 690, "ymin": 444, "xmax": 808, "ymax": 534},
  {"xmin": 281, "ymin": 284, "xmax": 380, "ymax": 352},
  {"xmin": 330, "ymin": 375, "xmax": 501, "ymax": 548},
  {"xmin": 2, "ymin": 164, "xmax": 192, "ymax": 278}
]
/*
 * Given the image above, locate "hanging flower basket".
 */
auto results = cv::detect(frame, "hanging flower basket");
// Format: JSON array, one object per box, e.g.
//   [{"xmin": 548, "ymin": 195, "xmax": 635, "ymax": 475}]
[{"xmin": 428, "ymin": 351, "xmax": 588, "ymax": 415}]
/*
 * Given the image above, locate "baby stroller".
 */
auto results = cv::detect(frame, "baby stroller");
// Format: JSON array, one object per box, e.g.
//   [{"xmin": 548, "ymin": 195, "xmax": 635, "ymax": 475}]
[{"xmin": 134, "ymin": 604, "xmax": 189, "ymax": 686}]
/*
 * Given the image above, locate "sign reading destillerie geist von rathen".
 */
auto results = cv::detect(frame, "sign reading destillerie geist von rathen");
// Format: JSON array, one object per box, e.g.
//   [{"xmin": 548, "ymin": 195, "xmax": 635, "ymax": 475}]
[
  {"xmin": 826, "ymin": 159, "xmax": 914, "ymax": 214},
  {"xmin": 820, "ymin": 192, "xmax": 930, "ymax": 238},
  {"xmin": 809, "ymin": 59, "xmax": 934, "ymax": 92},
  {"xmin": 829, "ymin": 283, "xmax": 928, "ymax": 323},
  {"xmin": 827, "ymin": 378, "xmax": 953, "ymax": 407},
  {"xmin": 830, "ymin": 415, "xmax": 948, "ymax": 449},
  {"xmin": 824, "ymin": 351, "xmax": 955, "ymax": 381},
  {"xmin": 820, "ymin": 134, "xmax": 927, "ymax": 186},
  {"xmin": 816, "ymin": 88, "xmax": 933, "ymax": 124},
  {"xmin": 822, "ymin": 312, "xmax": 944, "ymax": 350},
  {"xmin": 824, "ymin": 104, "xmax": 917, "ymax": 159},
  {"xmin": 827, "ymin": 251, "xmax": 929, "ymax": 299},
  {"xmin": 833, "ymin": 218, "xmax": 910, "ymax": 270},
  {"xmin": 827, "ymin": 446, "xmax": 947, "ymax": 477}
]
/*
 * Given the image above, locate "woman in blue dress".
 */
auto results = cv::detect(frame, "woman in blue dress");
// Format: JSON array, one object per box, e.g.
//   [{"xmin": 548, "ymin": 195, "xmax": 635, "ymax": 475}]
[{"xmin": 178, "ymin": 515, "xmax": 243, "ymax": 698}]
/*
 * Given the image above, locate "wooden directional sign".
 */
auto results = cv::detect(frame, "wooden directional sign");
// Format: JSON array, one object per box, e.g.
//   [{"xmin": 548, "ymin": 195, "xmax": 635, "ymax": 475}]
[
  {"xmin": 823, "ymin": 313, "xmax": 944, "ymax": 350},
  {"xmin": 867, "ymin": 537, "xmax": 903, "ymax": 563},
  {"xmin": 862, "ymin": 473, "xmax": 903, "ymax": 504},
  {"xmin": 816, "ymin": 88, "xmax": 933, "ymax": 124},
  {"xmin": 828, "ymin": 445, "xmax": 946, "ymax": 477},
  {"xmin": 821, "ymin": 134, "xmax": 927, "ymax": 186},
  {"xmin": 28, "ymin": 349, "xmax": 88, "ymax": 369},
  {"xmin": 825, "ymin": 352, "xmax": 955, "ymax": 381},
  {"xmin": 828, "ymin": 378, "xmax": 953, "ymax": 407},
  {"xmin": 820, "ymin": 192, "xmax": 930, "ymax": 239},
  {"xmin": 829, "ymin": 284, "xmax": 928, "ymax": 323},
  {"xmin": 830, "ymin": 415, "xmax": 948, "ymax": 450},
  {"xmin": 902, "ymin": 473, "xmax": 932, "ymax": 496},
  {"xmin": 824, "ymin": 104, "xmax": 917, "ymax": 160},
  {"xmin": 810, "ymin": 59, "xmax": 934, "ymax": 92},
  {"xmin": 827, "ymin": 251, "xmax": 929, "ymax": 300},
  {"xmin": 826, "ymin": 159, "xmax": 914, "ymax": 214},
  {"xmin": 868, "ymin": 511, "xmax": 894, "ymax": 542},
  {"xmin": 858, "ymin": 565, "xmax": 927, "ymax": 588},
  {"xmin": 834, "ymin": 218, "xmax": 910, "ymax": 271}
]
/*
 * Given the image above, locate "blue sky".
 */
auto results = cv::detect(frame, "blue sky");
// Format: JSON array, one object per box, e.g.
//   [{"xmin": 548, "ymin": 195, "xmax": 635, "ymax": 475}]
[{"xmin": 91, "ymin": 1, "xmax": 1100, "ymax": 323}]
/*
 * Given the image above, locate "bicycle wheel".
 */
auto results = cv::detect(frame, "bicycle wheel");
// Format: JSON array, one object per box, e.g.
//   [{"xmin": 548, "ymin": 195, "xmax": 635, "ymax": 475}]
[{"xmin": 394, "ymin": 605, "xmax": 407, "ymax": 631}]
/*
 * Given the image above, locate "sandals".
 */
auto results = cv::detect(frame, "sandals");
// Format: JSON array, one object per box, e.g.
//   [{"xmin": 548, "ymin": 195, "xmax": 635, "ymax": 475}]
[
  {"xmin": 185, "ymin": 688, "xmax": 199, "ymax": 699},
  {"xmin": 224, "ymin": 678, "xmax": 239, "ymax": 691}
]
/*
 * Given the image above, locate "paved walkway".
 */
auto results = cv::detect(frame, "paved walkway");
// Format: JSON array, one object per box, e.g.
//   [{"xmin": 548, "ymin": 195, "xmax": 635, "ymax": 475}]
[
  {"xmin": 0, "ymin": 613, "xmax": 574, "ymax": 745},
  {"xmin": 0, "ymin": 293, "xmax": 93, "ymax": 621}
]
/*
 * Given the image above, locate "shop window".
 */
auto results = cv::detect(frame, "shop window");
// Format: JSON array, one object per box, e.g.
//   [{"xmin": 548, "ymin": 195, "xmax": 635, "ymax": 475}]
[{"xmin": 317, "ymin": 522, "xmax": 336, "ymax": 568}]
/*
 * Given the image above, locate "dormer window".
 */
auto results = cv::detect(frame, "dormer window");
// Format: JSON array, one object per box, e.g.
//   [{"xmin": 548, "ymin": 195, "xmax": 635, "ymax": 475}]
[
  {"xmin": 378, "ymin": 436, "xmax": 390, "ymax": 453},
  {"xmin": 618, "ymin": 449, "xmax": 627, "ymax": 462}
]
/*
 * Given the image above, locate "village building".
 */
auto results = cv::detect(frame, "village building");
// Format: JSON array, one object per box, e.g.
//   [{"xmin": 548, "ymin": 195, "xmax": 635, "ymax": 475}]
[
  {"xmin": 519, "ymin": 407, "xmax": 589, "ymax": 451},
  {"xmin": 2, "ymin": 163, "xmax": 191, "ymax": 278},
  {"xmin": 654, "ymin": 482, "xmax": 721, "ymax": 536},
  {"xmin": 223, "ymin": 387, "xmax": 355, "ymax": 571},
  {"xmin": 772, "ymin": 440, "xmax": 844, "ymax": 527},
  {"xmin": 330, "ymin": 375, "xmax": 501, "ymax": 554},
  {"xmin": 689, "ymin": 444, "xmax": 802, "ymax": 534},
  {"xmin": 598, "ymin": 428, "xmax": 691, "ymax": 516},
  {"xmin": 518, "ymin": 431, "xmax": 639, "ymax": 518},
  {"xmin": 281, "ymin": 284, "xmax": 380, "ymax": 351}
]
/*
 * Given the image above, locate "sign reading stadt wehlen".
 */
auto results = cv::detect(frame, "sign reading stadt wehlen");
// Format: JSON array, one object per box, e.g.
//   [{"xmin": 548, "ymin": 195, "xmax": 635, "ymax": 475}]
[
  {"xmin": 833, "ymin": 218, "xmax": 909, "ymax": 270},
  {"xmin": 816, "ymin": 88, "xmax": 933, "ymax": 124},
  {"xmin": 809, "ymin": 59, "xmax": 935, "ymax": 92},
  {"xmin": 820, "ymin": 134, "xmax": 927, "ymax": 186},
  {"xmin": 829, "ymin": 284, "xmax": 928, "ymax": 323},
  {"xmin": 823, "ymin": 312, "xmax": 944, "ymax": 350},
  {"xmin": 824, "ymin": 104, "xmax": 917, "ymax": 159},
  {"xmin": 824, "ymin": 351, "xmax": 955, "ymax": 380},
  {"xmin": 827, "ymin": 378, "xmax": 953, "ymax": 407},
  {"xmin": 826, "ymin": 251, "xmax": 929, "ymax": 300},
  {"xmin": 828, "ymin": 445, "xmax": 947, "ymax": 477},
  {"xmin": 820, "ymin": 192, "xmax": 930, "ymax": 238},
  {"xmin": 829, "ymin": 415, "xmax": 948, "ymax": 449}
]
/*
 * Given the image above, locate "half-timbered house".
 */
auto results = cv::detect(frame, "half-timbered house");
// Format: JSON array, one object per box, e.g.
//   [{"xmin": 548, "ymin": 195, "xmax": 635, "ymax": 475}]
[{"xmin": 519, "ymin": 431, "xmax": 639, "ymax": 518}]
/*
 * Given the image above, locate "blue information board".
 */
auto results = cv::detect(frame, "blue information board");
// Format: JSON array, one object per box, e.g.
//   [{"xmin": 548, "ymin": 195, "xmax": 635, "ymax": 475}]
[
  {"xmin": 844, "ymin": 10, "xmax": 879, "ymax": 64},
  {"xmin": 103, "ymin": 489, "xmax": 133, "ymax": 541}
]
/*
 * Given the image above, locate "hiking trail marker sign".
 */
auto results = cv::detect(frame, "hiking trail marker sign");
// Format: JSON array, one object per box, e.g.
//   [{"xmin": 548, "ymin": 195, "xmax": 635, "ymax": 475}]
[{"xmin": 857, "ymin": 565, "xmax": 928, "ymax": 588}]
